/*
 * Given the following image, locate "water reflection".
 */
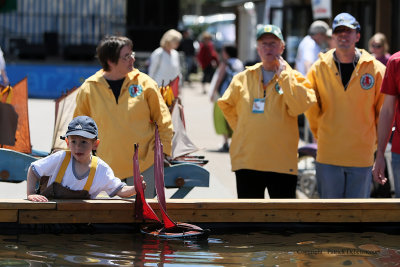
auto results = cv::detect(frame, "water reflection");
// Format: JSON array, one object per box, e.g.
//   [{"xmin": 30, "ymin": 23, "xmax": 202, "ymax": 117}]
[{"xmin": 0, "ymin": 230, "xmax": 399, "ymax": 266}]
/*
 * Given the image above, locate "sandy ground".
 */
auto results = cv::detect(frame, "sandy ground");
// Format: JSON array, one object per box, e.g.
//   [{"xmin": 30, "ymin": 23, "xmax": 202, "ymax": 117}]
[{"xmin": 1, "ymin": 81, "xmax": 238, "ymax": 199}]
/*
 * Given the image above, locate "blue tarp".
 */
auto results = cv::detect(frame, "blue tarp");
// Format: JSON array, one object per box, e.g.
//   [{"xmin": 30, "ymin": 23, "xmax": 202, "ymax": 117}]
[{"xmin": 7, "ymin": 63, "xmax": 100, "ymax": 99}]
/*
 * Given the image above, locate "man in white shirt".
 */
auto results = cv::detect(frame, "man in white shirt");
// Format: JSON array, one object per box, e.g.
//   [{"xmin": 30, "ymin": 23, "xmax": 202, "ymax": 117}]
[{"xmin": 295, "ymin": 20, "xmax": 329, "ymax": 76}]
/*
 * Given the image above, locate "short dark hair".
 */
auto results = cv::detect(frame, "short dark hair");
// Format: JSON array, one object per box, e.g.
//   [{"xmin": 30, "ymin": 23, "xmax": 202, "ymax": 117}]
[
  {"xmin": 96, "ymin": 36, "xmax": 133, "ymax": 71},
  {"xmin": 223, "ymin": 45, "xmax": 237, "ymax": 58}
]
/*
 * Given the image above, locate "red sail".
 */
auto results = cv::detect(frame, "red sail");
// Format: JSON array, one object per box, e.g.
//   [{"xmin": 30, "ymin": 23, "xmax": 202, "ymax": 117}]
[
  {"xmin": 133, "ymin": 144, "xmax": 160, "ymax": 222},
  {"xmin": 154, "ymin": 124, "xmax": 177, "ymax": 229}
]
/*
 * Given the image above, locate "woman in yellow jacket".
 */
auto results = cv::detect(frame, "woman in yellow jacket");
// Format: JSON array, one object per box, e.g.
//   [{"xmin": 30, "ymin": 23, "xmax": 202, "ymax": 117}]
[
  {"xmin": 218, "ymin": 25, "xmax": 316, "ymax": 198},
  {"xmin": 74, "ymin": 36, "xmax": 173, "ymax": 198}
]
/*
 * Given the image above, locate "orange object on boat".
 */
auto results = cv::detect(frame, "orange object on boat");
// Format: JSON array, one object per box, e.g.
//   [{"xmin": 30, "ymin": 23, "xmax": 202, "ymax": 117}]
[{"xmin": 1, "ymin": 78, "xmax": 31, "ymax": 154}]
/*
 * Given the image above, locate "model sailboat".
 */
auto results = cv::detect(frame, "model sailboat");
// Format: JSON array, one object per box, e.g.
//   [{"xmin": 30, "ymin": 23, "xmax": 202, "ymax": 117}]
[{"xmin": 133, "ymin": 124, "xmax": 209, "ymax": 239}]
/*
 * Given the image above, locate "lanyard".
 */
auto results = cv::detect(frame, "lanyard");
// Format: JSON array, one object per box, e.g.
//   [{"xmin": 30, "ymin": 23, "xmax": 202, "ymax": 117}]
[
  {"xmin": 258, "ymin": 68, "xmax": 268, "ymax": 99},
  {"xmin": 253, "ymin": 69, "xmax": 267, "ymax": 114}
]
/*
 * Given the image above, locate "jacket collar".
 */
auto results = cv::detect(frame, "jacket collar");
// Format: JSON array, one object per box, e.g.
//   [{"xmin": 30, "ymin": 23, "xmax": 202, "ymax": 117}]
[
  {"xmin": 319, "ymin": 48, "xmax": 376, "ymax": 68},
  {"xmin": 86, "ymin": 68, "xmax": 141, "ymax": 84},
  {"xmin": 245, "ymin": 61, "xmax": 293, "ymax": 72}
]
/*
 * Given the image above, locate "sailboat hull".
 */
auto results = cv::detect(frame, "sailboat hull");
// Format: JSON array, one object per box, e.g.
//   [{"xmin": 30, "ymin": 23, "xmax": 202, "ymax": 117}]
[{"xmin": 140, "ymin": 222, "xmax": 210, "ymax": 239}]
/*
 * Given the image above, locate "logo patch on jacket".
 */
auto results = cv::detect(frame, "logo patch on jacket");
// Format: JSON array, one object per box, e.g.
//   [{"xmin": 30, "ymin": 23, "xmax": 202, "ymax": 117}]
[
  {"xmin": 129, "ymin": 84, "xmax": 143, "ymax": 97},
  {"xmin": 360, "ymin": 74, "xmax": 374, "ymax": 90}
]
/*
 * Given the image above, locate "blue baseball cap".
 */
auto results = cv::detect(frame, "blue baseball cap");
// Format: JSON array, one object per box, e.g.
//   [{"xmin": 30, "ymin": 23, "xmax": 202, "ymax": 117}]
[
  {"xmin": 63, "ymin": 116, "xmax": 98, "ymax": 139},
  {"xmin": 332, "ymin": 13, "xmax": 360, "ymax": 32}
]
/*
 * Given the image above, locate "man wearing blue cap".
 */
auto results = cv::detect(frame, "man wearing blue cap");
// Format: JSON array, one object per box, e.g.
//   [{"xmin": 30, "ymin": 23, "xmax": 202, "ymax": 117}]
[
  {"xmin": 218, "ymin": 24, "xmax": 316, "ymax": 198},
  {"xmin": 305, "ymin": 13, "xmax": 386, "ymax": 198}
]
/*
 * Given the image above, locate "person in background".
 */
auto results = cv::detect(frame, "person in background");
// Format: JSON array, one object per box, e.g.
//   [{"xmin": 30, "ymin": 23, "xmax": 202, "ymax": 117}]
[
  {"xmin": 197, "ymin": 32, "xmax": 219, "ymax": 94},
  {"xmin": 74, "ymin": 36, "xmax": 173, "ymax": 198},
  {"xmin": 218, "ymin": 25, "xmax": 316, "ymax": 199},
  {"xmin": 210, "ymin": 45, "xmax": 244, "ymax": 152},
  {"xmin": 27, "ymin": 116, "xmax": 145, "ymax": 202},
  {"xmin": 369, "ymin": 32, "xmax": 391, "ymax": 66},
  {"xmin": 305, "ymin": 13, "xmax": 386, "ymax": 198},
  {"xmin": 295, "ymin": 20, "xmax": 329, "ymax": 76},
  {"xmin": 326, "ymin": 28, "xmax": 335, "ymax": 51},
  {"xmin": 178, "ymin": 28, "xmax": 197, "ymax": 85},
  {"xmin": 0, "ymin": 46, "xmax": 9, "ymax": 85},
  {"xmin": 295, "ymin": 21, "xmax": 329, "ymax": 144},
  {"xmin": 373, "ymin": 51, "xmax": 400, "ymax": 197},
  {"xmin": 149, "ymin": 29, "xmax": 182, "ymax": 87}
]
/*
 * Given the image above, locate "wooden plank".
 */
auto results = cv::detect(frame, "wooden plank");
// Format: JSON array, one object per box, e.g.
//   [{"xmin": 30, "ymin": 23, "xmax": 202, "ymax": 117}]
[
  {"xmin": 17, "ymin": 208, "xmax": 400, "ymax": 224},
  {"xmin": 55, "ymin": 199, "xmax": 134, "ymax": 211},
  {"xmin": 3, "ymin": 198, "xmax": 400, "ymax": 208},
  {"xmin": 19, "ymin": 209, "xmax": 137, "ymax": 224},
  {"xmin": 154, "ymin": 199, "xmax": 400, "ymax": 210},
  {"xmin": 1, "ymin": 198, "xmax": 400, "ymax": 224},
  {"xmin": 0, "ymin": 199, "xmax": 56, "ymax": 210},
  {"xmin": 165, "ymin": 209, "xmax": 400, "ymax": 223},
  {"xmin": 0, "ymin": 210, "xmax": 18, "ymax": 222}
]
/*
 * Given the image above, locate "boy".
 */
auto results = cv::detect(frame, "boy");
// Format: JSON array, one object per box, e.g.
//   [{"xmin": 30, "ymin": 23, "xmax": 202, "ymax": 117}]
[{"xmin": 27, "ymin": 116, "xmax": 143, "ymax": 202}]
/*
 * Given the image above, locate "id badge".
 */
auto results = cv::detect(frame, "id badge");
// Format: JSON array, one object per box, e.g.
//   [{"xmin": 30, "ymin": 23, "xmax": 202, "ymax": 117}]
[{"xmin": 252, "ymin": 98, "xmax": 265, "ymax": 113}]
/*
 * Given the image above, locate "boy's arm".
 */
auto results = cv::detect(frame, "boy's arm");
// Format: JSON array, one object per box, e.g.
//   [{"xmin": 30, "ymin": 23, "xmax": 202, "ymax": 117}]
[
  {"xmin": 26, "ymin": 166, "xmax": 48, "ymax": 202},
  {"xmin": 116, "ymin": 185, "xmax": 136, "ymax": 198},
  {"xmin": 116, "ymin": 179, "xmax": 146, "ymax": 198}
]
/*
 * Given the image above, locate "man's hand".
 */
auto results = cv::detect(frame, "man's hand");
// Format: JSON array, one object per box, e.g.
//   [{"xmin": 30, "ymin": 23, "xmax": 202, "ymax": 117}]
[
  {"xmin": 275, "ymin": 56, "xmax": 286, "ymax": 77},
  {"xmin": 372, "ymin": 154, "xmax": 388, "ymax": 185}
]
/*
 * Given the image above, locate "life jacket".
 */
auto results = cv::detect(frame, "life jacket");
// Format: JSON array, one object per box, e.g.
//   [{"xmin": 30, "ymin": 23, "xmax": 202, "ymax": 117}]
[{"xmin": 39, "ymin": 151, "xmax": 98, "ymax": 199}]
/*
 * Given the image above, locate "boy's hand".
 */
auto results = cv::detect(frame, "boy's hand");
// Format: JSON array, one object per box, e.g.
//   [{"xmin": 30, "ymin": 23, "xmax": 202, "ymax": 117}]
[
  {"xmin": 141, "ymin": 175, "xmax": 146, "ymax": 191},
  {"xmin": 27, "ymin": 194, "xmax": 49, "ymax": 202},
  {"xmin": 142, "ymin": 180, "xmax": 147, "ymax": 191}
]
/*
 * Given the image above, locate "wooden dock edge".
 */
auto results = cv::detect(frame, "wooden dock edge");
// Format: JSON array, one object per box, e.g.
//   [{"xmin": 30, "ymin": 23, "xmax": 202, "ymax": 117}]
[{"xmin": 1, "ymin": 199, "xmax": 400, "ymax": 224}]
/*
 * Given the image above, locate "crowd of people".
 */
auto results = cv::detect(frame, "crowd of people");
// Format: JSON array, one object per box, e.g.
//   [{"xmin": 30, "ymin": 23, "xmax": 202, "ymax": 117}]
[{"xmin": 7, "ymin": 11, "xmax": 397, "ymax": 201}]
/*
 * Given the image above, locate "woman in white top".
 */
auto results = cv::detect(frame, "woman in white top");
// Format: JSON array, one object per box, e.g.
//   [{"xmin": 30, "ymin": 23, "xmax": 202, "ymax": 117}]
[
  {"xmin": 149, "ymin": 29, "xmax": 182, "ymax": 87},
  {"xmin": 0, "ymin": 47, "xmax": 9, "ymax": 85}
]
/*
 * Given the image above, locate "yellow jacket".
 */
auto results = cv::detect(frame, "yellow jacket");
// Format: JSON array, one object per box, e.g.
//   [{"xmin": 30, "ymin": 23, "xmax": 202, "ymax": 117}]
[
  {"xmin": 305, "ymin": 49, "xmax": 385, "ymax": 167},
  {"xmin": 218, "ymin": 62, "xmax": 316, "ymax": 175},
  {"xmin": 74, "ymin": 69, "xmax": 173, "ymax": 178}
]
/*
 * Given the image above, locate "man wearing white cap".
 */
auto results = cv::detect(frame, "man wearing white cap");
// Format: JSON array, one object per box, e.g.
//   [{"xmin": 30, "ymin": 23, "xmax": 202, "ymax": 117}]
[
  {"xmin": 295, "ymin": 20, "xmax": 329, "ymax": 76},
  {"xmin": 305, "ymin": 13, "xmax": 386, "ymax": 198}
]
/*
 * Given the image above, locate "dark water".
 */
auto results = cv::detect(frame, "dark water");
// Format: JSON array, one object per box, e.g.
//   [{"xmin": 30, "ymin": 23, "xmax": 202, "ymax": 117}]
[{"xmin": 1, "ymin": 225, "xmax": 400, "ymax": 266}]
